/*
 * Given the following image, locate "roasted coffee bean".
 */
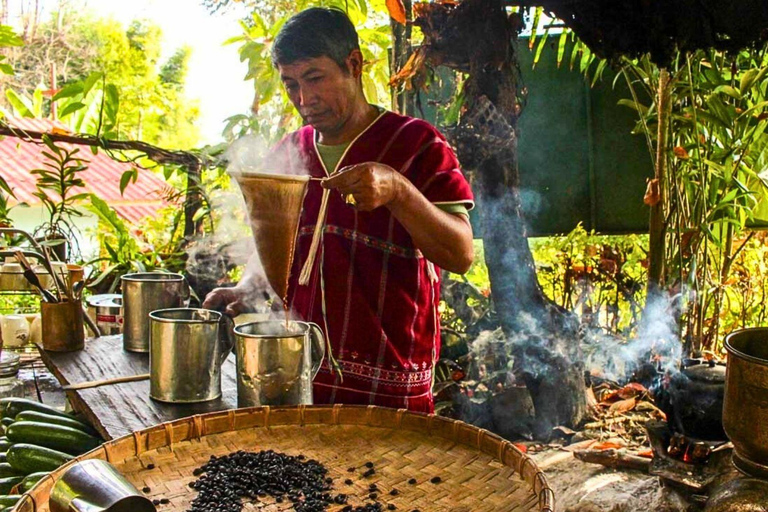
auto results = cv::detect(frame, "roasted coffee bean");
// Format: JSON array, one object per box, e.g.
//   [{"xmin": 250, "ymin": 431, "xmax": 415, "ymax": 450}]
[
  {"xmin": 348, "ymin": 467, "xmax": 356, "ymax": 472},
  {"xmin": 363, "ymin": 468, "xmax": 375, "ymax": 478},
  {"xmin": 186, "ymin": 450, "xmax": 333, "ymax": 512},
  {"xmin": 364, "ymin": 462, "xmax": 374, "ymax": 468},
  {"xmin": 345, "ymin": 479, "xmax": 354, "ymax": 485},
  {"xmin": 334, "ymin": 494, "xmax": 348, "ymax": 504},
  {"xmin": 368, "ymin": 484, "xmax": 378, "ymax": 492},
  {"xmin": 146, "ymin": 463, "xmax": 155, "ymax": 470},
  {"xmin": 407, "ymin": 478, "xmax": 417, "ymax": 485},
  {"xmin": 142, "ymin": 486, "xmax": 150, "ymax": 493},
  {"xmin": 389, "ymin": 489, "xmax": 399, "ymax": 496},
  {"xmin": 159, "ymin": 499, "xmax": 170, "ymax": 505},
  {"xmin": 387, "ymin": 505, "xmax": 396, "ymax": 510},
  {"xmin": 152, "ymin": 500, "xmax": 160, "ymax": 506},
  {"xmin": 369, "ymin": 493, "xmax": 378, "ymax": 500},
  {"xmin": 430, "ymin": 476, "xmax": 442, "ymax": 484}
]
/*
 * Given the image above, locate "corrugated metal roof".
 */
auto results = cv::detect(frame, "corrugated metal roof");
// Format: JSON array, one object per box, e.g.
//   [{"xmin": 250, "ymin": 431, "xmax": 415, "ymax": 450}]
[{"xmin": 0, "ymin": 117, "xmax": 169, "ymax": 224}]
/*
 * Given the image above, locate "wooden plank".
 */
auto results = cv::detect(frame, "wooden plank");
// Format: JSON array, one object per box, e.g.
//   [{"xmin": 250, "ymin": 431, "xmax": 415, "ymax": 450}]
[{"xmin": 37, "ymin": 336, "xmax": 238, "ymax": 440}]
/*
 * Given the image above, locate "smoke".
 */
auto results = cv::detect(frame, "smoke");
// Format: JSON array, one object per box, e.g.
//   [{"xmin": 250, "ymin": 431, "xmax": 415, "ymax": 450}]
[
  {"xmin": 583, "ymin": 294, "xmax": 683, "ymax": 384},
  {"xmin": 224, "ymin": 134, "xmax": 311, "ymax": 177}
]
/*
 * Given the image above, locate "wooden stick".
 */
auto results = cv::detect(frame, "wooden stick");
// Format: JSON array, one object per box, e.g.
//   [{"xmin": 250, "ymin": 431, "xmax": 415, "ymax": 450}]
[
  {"xmin": 573, "ymin": 448, "xmax": 651, "ymax": 472},
  {"xmin": 62, "ymin": 373, "xmax": 150, "ymax": 391}
]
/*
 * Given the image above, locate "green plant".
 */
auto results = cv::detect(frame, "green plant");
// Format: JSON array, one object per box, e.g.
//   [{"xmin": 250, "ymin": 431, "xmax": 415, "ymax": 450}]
[
  {"xmin": 30, "ymin": 134, "xmax": 91, "ymax": 259},
  {"xmin": 616, "ymin": 44, "xmax": 768, "ymax": 351},
  {"xmin": 85, "ymin": 195, "xmax": 188, "ymax": 293}
]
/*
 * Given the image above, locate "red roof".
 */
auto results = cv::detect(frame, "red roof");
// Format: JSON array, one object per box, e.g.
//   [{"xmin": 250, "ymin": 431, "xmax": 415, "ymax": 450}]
[{"xmin": 1, "ymin": 117, "xmax": 169, "ymax": 224}]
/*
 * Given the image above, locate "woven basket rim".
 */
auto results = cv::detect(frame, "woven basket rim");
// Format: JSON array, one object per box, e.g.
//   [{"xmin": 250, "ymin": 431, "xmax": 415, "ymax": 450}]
[{"xmin": 15, "ymin": 405, "xmax": 555, "ymax": 512}]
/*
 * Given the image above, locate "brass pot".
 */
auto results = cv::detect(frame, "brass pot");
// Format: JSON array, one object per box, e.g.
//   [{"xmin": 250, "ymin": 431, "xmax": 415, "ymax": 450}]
[{"xmin": 724, "ymin": 328, "xmax": 768, "ymax": 477}]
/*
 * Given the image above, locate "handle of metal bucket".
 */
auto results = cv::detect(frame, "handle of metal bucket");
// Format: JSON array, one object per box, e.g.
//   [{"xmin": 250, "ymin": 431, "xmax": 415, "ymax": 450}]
[
  {"xmin": 218, "ymin": 314, "xmax": 236, "ymax": 367},
  {"xmin": 181, "ymin": 276, "xmax": 192, "ymax": 307},
  {"xmin": 307, "ymin": 322, "xmax": 326, "ymax": 379}
]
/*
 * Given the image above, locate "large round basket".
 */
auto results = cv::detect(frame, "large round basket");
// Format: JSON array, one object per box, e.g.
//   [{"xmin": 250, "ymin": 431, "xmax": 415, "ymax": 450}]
[{"xmin": 15, "ymin": 406, "xmax": 554, "ymax": 512}]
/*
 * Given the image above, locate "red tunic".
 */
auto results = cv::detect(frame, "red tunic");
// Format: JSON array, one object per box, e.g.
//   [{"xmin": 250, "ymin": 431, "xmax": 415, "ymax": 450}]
[{"xmin": 279, "ymin": 110, "xmax": 474, "ymax": 413}]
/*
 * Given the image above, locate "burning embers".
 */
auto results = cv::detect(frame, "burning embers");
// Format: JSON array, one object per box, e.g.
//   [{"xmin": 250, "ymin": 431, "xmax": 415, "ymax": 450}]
[
  {"xmin": 646, "ymin": 420, "xmax": 733, "ymax": 500},
  {"xmin": 667, "ymin": 432, "xmax": 715, "ymax": 465}
]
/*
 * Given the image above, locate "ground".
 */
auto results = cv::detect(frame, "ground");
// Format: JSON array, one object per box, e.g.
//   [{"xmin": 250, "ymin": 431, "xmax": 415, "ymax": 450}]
[{"xmin": 532, "ymin": 448, "xmax": 690, "ymax": 512}]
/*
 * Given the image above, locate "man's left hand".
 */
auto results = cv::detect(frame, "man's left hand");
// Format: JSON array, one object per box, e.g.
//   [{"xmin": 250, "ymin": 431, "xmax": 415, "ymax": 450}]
[{"xmin": 322, "ymin": 162, "xmax": 407, "ymax": 211}]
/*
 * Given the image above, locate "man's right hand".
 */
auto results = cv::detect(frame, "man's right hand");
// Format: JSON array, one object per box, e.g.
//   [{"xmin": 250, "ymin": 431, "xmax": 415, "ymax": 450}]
[{"xmin": 202, "ymin": 286, "xmax": 254, "ymax": 317}]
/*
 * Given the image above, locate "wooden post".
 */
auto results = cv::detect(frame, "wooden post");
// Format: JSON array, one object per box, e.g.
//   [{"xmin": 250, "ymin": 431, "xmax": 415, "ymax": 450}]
[
  {"xmin": 647, "ymin": 68, "xmax": 670, "ymax": 296},
  {"xmin": 50, "ymin": 62, "xmax": 57, "ymax": 120},
  {"xmin": 390, "ymin": 0, "xmax": 413, "ymax": 115}
]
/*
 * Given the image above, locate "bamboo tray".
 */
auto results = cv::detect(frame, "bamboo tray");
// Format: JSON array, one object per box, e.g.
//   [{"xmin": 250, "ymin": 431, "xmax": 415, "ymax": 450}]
[{"xmin": 15, "ymin": 406, "xmax": 554, "ymax": 512}]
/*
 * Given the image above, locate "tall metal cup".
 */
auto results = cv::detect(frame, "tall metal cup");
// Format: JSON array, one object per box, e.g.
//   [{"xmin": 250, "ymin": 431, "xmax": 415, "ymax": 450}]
[
  {"xmin": 50, "ymin": 459, "xmax": 155, "ymax": 512},
  {"xmin": 121, "ymin": 272, "xmax": 188, "ymax": 353},
  {"xmin": 149, "ymin": 308, "xmax": 234, "ymax": 403},
  {"xmin": 234, "ymin": 320, "xmax": 325, "ymax": 407}
]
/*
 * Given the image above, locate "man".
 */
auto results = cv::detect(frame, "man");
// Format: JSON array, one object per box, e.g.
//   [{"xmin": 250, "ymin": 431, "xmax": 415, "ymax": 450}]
[{"xmin": 204, "ymin": 7, "xmax": 474, "ymax": 413}]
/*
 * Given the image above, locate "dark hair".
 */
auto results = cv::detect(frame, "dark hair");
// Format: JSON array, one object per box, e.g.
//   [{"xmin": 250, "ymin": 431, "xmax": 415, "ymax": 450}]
[{"xmin": 271, "ymin": 8, "xmax": 360, "ymax": 70}]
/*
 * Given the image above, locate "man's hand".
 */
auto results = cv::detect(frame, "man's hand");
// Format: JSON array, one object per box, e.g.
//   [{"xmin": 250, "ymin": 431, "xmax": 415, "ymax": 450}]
[
  {"xmin": 322, "ymin": 162, "xmax": 406, "ymax": 211},
  {"xmin": 202, "ymin": 286, "xmax": 255, "ymax": 317}
]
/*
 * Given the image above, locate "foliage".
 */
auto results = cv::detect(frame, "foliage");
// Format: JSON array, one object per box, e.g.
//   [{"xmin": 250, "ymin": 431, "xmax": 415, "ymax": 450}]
[
  {"xmin": 220, "ymin": 0, "xmax": 391, "ymax": 143},
  {"xmin": 0, "ymin": 23, "xmax": 25, "ymax": 230},
  {"xmin": 29, "ymin": 134, "xmax": 90, "ymax": 255},
  {"xmin": 617, "ymin": 44, "xmax": 768, "ymax": 351},
  {"xmin": 84, "ymin": 195, "xmax": 187, "ymax": 293},
  {"xmin": 1, "ymin": 11, "xmax": 200, "ymax": 149},
  {"xmin": 442, "ymin": 228, "xmax": 648, "ymax": 346}
]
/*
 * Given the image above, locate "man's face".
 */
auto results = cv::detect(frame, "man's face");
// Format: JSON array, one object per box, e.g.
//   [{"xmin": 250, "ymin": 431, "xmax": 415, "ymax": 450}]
[{"xmin": 278, "ymin": 54, "xmax": 361, "ymax": 135}]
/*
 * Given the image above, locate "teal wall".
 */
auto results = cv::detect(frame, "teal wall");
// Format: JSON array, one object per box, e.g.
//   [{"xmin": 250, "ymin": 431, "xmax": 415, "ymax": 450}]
[{"xmin": 416, "ymin": 36, "xmax": 653, "ymax": 236}]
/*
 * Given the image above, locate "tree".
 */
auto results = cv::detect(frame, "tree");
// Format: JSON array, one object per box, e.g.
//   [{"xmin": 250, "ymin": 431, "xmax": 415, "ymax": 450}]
[{"xmin": 0, "ymin": 5, "xmax": 200, "ymax": 149}]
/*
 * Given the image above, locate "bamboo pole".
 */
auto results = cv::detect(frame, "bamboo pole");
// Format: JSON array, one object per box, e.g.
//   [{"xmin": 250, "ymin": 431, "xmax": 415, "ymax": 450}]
[{"xmin": 647, "ymin": 68, "xmax": 671, "ymax": 296}]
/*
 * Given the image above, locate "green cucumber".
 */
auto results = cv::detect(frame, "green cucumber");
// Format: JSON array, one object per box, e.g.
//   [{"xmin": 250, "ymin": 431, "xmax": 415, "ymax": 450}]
[
  {"xmin": 14, "ymin": 411, "xmax": 98, "ymax": 437},
  {"xmin": 0, "ymin": 496, "xmax": 20, "ymax": 508},
  {"xmin": 0, "ymin": 463, "xmax": 21, "ymax": 478},
  {"xmin": 0, "ymin": 476, "xmax": 23, "ymax": 493},
  {"xmin": 7, "ymin": 444, "xmax": 72, "ymax": 474},
  {"xmin": 1, "ymin": 418, "xmax": 14, "ymax": 429},
  {"xmin": 0, "ymin": 438, "xmax": 10, "ymax": 451},
  {"xmin": 0, "ymin": 399, "xmax": 70, "ymax": 420},
  {"xmin": 0, "ymin": 452, "xmax": 6, "ymax": 463},
  {"xmin": 7, "ymin": 422, "xmax": 100, "ymax": 456},
  {"xmin": 20, "ymin": 472, "xmax": 47, "ymax": 492}
]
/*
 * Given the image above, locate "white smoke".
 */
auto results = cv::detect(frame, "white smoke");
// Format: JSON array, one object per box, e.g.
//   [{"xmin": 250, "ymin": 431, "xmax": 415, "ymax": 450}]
[{"xmin": 224, "ymin": 134, "xmax": 311, "ymax": 177}]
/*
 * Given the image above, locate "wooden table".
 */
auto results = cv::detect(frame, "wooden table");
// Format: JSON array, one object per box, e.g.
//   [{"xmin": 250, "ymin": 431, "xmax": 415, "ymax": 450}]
[{"xmin": 37, "ymin": 335, "xmax": 238, "ymax": 440}]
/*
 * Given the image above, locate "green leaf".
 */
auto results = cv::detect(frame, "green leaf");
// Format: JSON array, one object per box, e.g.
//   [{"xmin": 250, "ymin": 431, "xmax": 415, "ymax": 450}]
[
  {"xmin": 617, "ymin": 98, "xmax": 649, "ymax": 116},
  {"xmin": 82, "ymin": 72, "xmax": 103, "ymax": 97},
  {"xmin": 119, "ymin": 169, "xmax": 137, "ymax": 196},
  {"xmin": 52, "ymin": 82, "xmax": 84, "ymax": 102},
  {"xmin": 740, "ymin": 69, "xmax": 759, "ymax": 96},
  {"xmin": 87, "ymin": 263, "xmax": 120, "ymax": 288},
  {"xmin": 529, "ymin": 7, "xmax": 542, "ymax": 49},
  {"xmin": 5, "ymin": 89, "xmax": 33, "ymax": 118},
  {"xmin": 556, "ymin": 31, "xmax": 568, "ymax": 67},
  {"xmin": 59, "ymin": 101, "xmax": 86, "ymax": 118},
  {"xmin": 714, "ymin": 85, "xmax": 742, "ymax": 100},
  {"xmin": 0, "ymin": 63, "xmax": 14, "ymax": 75}
]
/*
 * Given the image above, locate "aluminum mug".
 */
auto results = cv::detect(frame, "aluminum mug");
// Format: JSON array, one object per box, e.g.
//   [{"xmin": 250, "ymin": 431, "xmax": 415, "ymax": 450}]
[
  {"xmin": 121, "ymin": 272, "xmax": 189, "ymax": 353},
  {"xmin": 50, "ymin": 459, "xmax": 155, "ymax": 512},
  {"xmin": 149, "ymin": 308, "xmax": 234, "ymax": 403},
  {"xmin": 234, "ymin": 320, "xmax": 325, "ymax": 407}
]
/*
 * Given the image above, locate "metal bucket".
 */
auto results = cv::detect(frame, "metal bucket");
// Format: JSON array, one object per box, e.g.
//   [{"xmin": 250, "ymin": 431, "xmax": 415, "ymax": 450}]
[
  {"xmin": 121, "ymin": 272, "xmax": 188, "ymax": 353},
  {"xmin": 234, "ymin": 320, "xmax": 325, "ymax": 407},
  {"xmin": 724, "ymin": 328, "xmax": 768, "ymax": 477},
  {"xmin": 149, "ymin": 308, "xmax": 234, "ymax": 403},
  {"xmin": 50, "ymin": 459, "xmax": 155, "ymax": 512},
  {"xmin": 87, "ymin": 294, "xmax": 123, "ymax": 336}
]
